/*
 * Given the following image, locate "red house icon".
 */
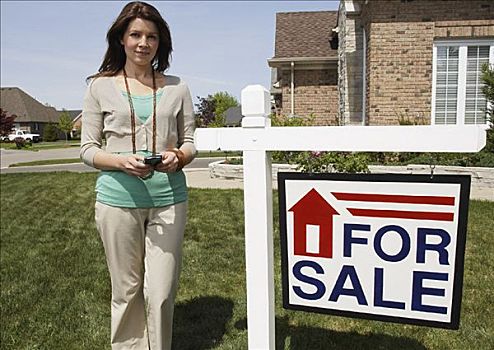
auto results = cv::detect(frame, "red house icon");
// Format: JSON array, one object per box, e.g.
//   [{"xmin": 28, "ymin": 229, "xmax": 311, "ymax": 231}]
[{"xmin": 289, "ymin": 188, "xmax": 339, "ymax": 258}]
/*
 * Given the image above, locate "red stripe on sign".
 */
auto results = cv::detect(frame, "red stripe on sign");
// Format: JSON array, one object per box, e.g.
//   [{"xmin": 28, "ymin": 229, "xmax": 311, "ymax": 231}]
[
  {"xmin": 347, "ymin": 208, "xmax": 454, "ymax": 221},
  {"xmin": 332, "ymin": 192, "xmax": 455, "ymax": 206}
]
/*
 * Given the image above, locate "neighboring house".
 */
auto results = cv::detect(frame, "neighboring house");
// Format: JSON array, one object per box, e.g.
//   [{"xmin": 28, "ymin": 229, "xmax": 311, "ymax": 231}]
[
  {"xmin": 269, "ymin": 0, "xmax": 494, "ymax": 126},
  {"xmin": 268, "ymin": 11, "xmax": 339, "ymax": 125},
  {"xmin": 67, "ymin": 110, "xmax": 82, "ymax": 138},
  {"xmin": 0, "ymin": 87, "xmax": 60, "ymax": 136},
  {"xmin": 225, "ymin": 106, "xmax": 243, "ymax": 127}
]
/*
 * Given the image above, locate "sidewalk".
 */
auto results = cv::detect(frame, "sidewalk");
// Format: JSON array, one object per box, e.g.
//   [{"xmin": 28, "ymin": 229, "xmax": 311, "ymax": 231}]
[
  {"xmin": 1, "ymin": 160, "xmax": 491, "ymax": 200},
  {"xmin": 184, "ymin": 168, "xmax": 494, "ymax": 201},
  {"xmin": 184, "ymin": 168, "xmax": 246, "ymax": 189},
  {"xmin": 189, "ymin": 168, "xmax": 494, "ymax": 200}
]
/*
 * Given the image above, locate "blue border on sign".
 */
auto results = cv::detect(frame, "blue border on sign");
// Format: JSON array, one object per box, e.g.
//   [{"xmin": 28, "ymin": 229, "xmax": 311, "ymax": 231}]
[{"xmin": 278, "ymin": 172, "xmax": 470, "ymax": 330}]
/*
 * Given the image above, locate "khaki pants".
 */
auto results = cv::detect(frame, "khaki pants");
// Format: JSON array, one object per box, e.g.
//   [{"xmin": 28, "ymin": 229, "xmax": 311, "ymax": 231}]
[{"xmin": 95, "ymin": 201, "xmax": 187, "ymax": 350}]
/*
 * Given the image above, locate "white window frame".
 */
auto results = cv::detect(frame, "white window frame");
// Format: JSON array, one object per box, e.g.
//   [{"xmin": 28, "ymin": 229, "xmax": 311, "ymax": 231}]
[{"xmin": 432, "ymin": 39, "xmax": 494, "ymax": 128}]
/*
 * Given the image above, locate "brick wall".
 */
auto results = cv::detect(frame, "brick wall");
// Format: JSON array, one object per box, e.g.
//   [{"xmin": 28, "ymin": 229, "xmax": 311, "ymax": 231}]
[
  {"xmin": 280, "ymin": 68, "xmax": 339, "ymax": 125},
  {"xmin": 360, "ymin": 0, "xmax": 494, "ymax": 125}
]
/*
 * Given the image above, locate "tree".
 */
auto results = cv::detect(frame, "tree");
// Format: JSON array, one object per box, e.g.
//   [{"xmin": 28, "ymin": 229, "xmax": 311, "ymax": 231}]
[
  {"xmin": 0, "ymin": 108, "xmax": 17, "ymax": 137},
  {"xmin": 194, "ymin": 91, "xmax": 239, "ymax": 128},
  {"xmin": 58, "ymin": 110, "xmax": 73, "ymax": 142},
  {"xmin": 210, "ymin": 92, "xmax": 239, "ymax": 127},
  {"xmin": 195, "ymin": 94, "xmax": 216, "ymax": 127},
  {"xmin": 43, "ymin": 123, "xmax": 59, "ymax": 142},
  {"xmin": 481, "ymin": 63, "xmax": 494, "ymax": 122},
  {"xmin": 480, "ymin": 63, "xmax": 494, "ymax": 153}
]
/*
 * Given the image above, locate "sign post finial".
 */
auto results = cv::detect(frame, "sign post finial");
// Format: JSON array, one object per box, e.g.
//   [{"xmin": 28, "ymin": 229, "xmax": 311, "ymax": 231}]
[{"xmin": 241, "ymin": 85, "xmax": 271, "ymax": 128}]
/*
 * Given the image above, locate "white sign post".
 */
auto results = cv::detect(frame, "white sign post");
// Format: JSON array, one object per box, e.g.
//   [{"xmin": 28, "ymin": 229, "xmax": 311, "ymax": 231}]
[{"xmin": 194, "ymin": 85, "xmax": 487, "ymax": 350}]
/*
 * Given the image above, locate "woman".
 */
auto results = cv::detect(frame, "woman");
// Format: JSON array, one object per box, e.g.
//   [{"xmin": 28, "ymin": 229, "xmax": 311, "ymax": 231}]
[{"xmin": 80, "ymin": 2, "xmax": 196, "ymax": 349}]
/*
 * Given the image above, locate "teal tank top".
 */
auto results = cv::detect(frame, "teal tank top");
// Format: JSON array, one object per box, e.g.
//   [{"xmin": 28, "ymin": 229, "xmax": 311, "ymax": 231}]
[{"xmin": 95, "ymin": 90, "xmax": 188, "ymax": 208}]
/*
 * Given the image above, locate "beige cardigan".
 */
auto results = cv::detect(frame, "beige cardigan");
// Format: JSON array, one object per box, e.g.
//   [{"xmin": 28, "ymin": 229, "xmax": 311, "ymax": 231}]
[{"xmin": 80, "ymin": 75, "xmax": 196, "ymax": 167}]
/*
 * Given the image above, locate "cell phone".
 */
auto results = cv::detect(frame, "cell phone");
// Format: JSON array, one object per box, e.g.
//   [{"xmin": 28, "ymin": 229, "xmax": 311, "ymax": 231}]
[{"xmin": 143, "ymin": 155, "xmax": 163, "ymax": 166}]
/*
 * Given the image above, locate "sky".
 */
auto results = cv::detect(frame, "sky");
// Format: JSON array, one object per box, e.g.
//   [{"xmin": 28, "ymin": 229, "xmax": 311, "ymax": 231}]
[{"xmin": 1, "ymin": 1, "xmax": 339, "ymax": 111}]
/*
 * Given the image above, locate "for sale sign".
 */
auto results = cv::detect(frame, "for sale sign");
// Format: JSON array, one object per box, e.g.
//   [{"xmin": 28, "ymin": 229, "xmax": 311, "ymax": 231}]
[{"xmin": 278, "ymin": 173, "xmax": 470, "ymax": 329}]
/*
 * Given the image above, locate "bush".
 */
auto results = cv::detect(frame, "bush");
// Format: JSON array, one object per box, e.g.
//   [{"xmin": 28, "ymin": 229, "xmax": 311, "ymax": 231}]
[
  {"xmin": 396, "ymin": 112, "xmax": 428, "ymax": 126},
  {"xmin": 270, "ymin": 113, "xmax": 491, "ymax": 170},
  {"xmin": 485, "ymin": 124, "xmax": 494, "ymax": 153},
  {"xmin": 43, "ymin": 123, "xmax": 59, "ymax": 142},
  {"xmin": 271, "ymin": 114, "xmax": 314, "ymax": 165},
  {"xmin": 270, "ymin": 114, "xmax": 370, "ymax": 173},
  {"xmin": 295, "ymin": 151, "xmax": 370, "ymax": 173},
  {"xmin": 480, "ymin": 63, "xmax": 494, "ymax": 122},
  {"xmin": 13, "ymin": 137, "xmax": 31, "ymax": 149},
  {"xmin": 363, "ymin": 122, "xmax": 493, "ymax": 168},
  {"xmin": 479, "ymin": 63, "xmax": 494, "ymax": 156},
  {"xmin": 365, "ymin": 148, "xmax": 494, "ymax": 168}
]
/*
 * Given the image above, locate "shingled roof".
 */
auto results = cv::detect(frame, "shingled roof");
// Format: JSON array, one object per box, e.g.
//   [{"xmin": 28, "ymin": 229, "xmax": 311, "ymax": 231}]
[
  {"xmin": 0, "ymin": 87, "xmax": 60, "ymax": 123},
  {"xmin": 274, "ymin": 11, "xmax": 338, "ymax": 59},
  {"xmin": 67, "ymin": 109, "xmax": 82, "ymax": 121}
]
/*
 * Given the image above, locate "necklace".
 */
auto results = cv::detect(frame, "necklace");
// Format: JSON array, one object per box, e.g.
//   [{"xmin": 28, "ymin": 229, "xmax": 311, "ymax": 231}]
[{"xmin": 123, "ymin": 68, "xmax": 157, "ymax": 155}]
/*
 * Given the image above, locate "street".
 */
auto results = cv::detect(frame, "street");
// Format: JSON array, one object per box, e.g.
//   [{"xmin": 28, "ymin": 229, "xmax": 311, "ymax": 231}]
[{"xmin": 0, "ymin": 147, "xmax": 222, "ymax": 174}]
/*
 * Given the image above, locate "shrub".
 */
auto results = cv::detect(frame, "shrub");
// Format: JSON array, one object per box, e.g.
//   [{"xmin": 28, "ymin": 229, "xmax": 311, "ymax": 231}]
[
  {"xmin": 296, "ymin": 151, "xmax": 369, "ymax": 173},
  {"xmin": 479, "ymin": 63, "xmax": 493, "ymax": 154},
  {"xmin": 14, "ymin": 137, "xmax": 27, "ymax": 149},
  {"xmin": 270, "ymin": 114, "xmax": 369, "ymax": 173},
  {"xmin": 480, "ymin": 63, "xmax": 494, "ymax": 121},
  {"xmin": 396, "ymin": 112, "xmax": 428, "ymax": 126},
  {"xmin": 485, "ymin": 125, "xmax": 494, "ymax": 153},
  {"xmin": 271, "ymin": 114, "xmax": 314, "ymax": 165},
  {"xmin": 268, "ymin": 112, "xmax": 491, "ymax": 170},
  {"xmin": 43, "ymin": 123, "xmax": 59, "ymax": 142}
]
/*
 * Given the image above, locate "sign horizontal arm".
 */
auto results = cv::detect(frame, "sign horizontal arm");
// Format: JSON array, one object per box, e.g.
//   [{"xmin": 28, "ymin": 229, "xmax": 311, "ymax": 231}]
[{"xmin": 195, "ymin": 125, "xmax": 487, "ymax": 153}]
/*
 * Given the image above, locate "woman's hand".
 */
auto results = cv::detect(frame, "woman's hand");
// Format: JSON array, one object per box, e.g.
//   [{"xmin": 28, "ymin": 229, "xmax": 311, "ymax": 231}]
[
  {"xmin": 155, "ymin": 151, "xmax": 179, "ymax": 173},
  {"xmin": 119, "ymin": 154, "xmax": 153, "ymax": 177}
]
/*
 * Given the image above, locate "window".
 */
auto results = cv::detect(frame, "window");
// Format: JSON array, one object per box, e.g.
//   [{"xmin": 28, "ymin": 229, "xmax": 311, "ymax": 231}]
[{"xmin": 432, "ymin": 40, "xmax": 493, "ymax": 125}]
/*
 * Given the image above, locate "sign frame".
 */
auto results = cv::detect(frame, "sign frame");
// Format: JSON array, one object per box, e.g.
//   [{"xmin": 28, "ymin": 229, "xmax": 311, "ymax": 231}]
[{"xmin": 278, "ymin": 172, "xmax": 471, "ymax": 330}]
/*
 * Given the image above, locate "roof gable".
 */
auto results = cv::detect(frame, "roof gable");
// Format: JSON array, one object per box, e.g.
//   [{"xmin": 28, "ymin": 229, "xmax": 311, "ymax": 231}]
[
  {"xmin": 0, "ymin": 87, "xmax": 60, "ymax": 123},
  {"xmin": 67, "ymin": 110, "xmax": 82, "ymax": 121},
  {"xmin": 274, "ymin": 11, "xmax": 338, "ymax": 59},
  {"xmin": 225, "ymin": 106, "xmax": 243, "ymax": 126}
]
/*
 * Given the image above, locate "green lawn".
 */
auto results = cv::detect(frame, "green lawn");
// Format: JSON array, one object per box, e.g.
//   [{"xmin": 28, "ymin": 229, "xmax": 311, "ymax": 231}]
[
  {"xmin": 32, "ymin": 140, "xmax": 81, "ymax": 149},
  {"xmin": 8, "ymin": 158, "xmax": 83, "ymax": 167},
  {"xmin": 1, "ymin": 173, "xmax": 493, "ymax": 349}
]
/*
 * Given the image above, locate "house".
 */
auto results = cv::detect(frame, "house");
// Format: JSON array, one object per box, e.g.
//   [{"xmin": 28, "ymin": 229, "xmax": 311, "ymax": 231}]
[
  {"xmin": 269, "ymin": 0, "xmax": 494, "ymax": 126},
  {"xmin": 67, "ymin": 110, "xmax": 82, "ymax": 138},
  {"xmin": 0, "ymin": 87, "xmax": 60, "ymax": 136},
  {"xmin": 225, "ymin": 106, "xmax": 243, "ymax": 127},
  {"xmin": 268, "ymin": 11, "xmax": 340, "ymax": 125}
]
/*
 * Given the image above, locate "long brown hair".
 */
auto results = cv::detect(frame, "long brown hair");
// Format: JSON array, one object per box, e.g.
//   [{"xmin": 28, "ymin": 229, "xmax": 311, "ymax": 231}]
[{"xmin": 88, "ymin": 1, "xmax": 172, "ymax": 81}]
